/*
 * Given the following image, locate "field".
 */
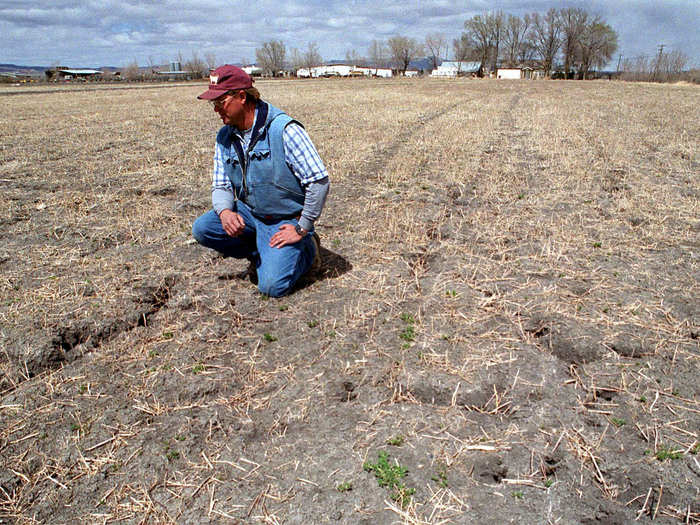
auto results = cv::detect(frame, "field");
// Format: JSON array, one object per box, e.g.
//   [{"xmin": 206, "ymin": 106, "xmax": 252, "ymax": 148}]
[{"xmin": 1, "ymin": 77, "xmax": 698, "ymax": 524}]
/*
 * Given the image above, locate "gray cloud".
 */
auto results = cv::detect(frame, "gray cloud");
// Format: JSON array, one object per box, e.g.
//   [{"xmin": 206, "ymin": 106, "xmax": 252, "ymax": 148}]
[{"xmin": 1, "ymin": 0, "xmax": 697, "ymax": 67}]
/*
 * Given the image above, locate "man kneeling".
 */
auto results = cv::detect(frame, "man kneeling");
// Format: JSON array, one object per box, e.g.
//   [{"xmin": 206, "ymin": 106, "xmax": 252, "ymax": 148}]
[{"xmin": 192, "ymin": 65, "xmax": 329, "ymax": 297}]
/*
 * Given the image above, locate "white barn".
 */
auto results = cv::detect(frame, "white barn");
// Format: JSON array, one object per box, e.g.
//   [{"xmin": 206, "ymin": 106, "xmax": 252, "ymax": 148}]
[
  {"xmin": 297, "ymin": 65, "xmax": 353, "ymax": 78},
  {"xmin": 298, "ymin": 65, "xmax": 392, "ymax": 78},
  {"xmin": 430, "ymin": 61, "xmax": 482, "ymax": 77},
  {"xmin": 497, "ymin": 68, "xmax": 522, "ymax": 79},
  {"xmin": 496, "ymin": 67, "xmax": 545, "ymax": 80},
  {"xmin": 242, "ymin": 66, "xmax": 263, "ymax": 76},
  {"xmin": 353, "ymin": 67, "xmax": 392, "ymax": 78}
]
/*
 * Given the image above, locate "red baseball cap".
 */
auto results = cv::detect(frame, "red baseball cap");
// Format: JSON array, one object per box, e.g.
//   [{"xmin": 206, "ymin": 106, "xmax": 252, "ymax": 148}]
[{"xmin": 197, "ymin": 65, "xmax": 254, "ymax": 100}]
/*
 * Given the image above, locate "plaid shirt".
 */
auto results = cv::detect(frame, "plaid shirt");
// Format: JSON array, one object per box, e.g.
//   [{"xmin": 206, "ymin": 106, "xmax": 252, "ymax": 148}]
[{"xmin": 212, "ymin": 113, "xmax": 328, "ymax": 190}]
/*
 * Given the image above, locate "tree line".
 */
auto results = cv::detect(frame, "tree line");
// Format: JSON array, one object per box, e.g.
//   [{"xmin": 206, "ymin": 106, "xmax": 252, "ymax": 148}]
[{"xmin": 254, "ymin": 8, "xmax": 626, "ymax": 79}]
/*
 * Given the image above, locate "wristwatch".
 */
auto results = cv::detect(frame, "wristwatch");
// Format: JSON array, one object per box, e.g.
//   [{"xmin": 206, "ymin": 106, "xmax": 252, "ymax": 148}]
[{"xmin": 294, "ymin": 224, "xmax": 308, "ymax": 237}]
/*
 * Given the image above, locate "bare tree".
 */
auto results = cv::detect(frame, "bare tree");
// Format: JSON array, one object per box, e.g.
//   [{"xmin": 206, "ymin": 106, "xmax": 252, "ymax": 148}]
[
  {"xmin": 368, "ymin": 40, "xmax": 388, "ymax": 73},
  {"xmin": 302, "ymin": 42, "xmax": 322, "ymax": 73},
  {"xmin": 205, "ymin": 52, "xmax": 217, "ymax": 71},
  {"xmin": 146, "ymin": 56, "xmax": 157, "ymax": 80},
  {"xmin": 531, "ymin": 8, "xmax": 562, "ymax": 77},
  {"xmin": 464, "ymin": 14, "xmax": 492, "ymax": 71},
  {"xmin": 453, "ymin": 34, "xmax": 476, "ymax": 74},
  {"xmin": 425, "ymin": 33, "xmax": 447, "ymax": 70},
  {"xmin": 123, "ymin": 60, "xmax": 141, "ymax": 82},
  {"xmin": 256, "ymin": 40, "xmax": 286, "ymax": 76},
  {"xmin": 578, "ymin": 19, "xmax": 617, "ymax": 79},
  {"xmin": 345, "ymin": 49, "xmax": 365, "ymax": 67},
  {"xmin": 660, "ymin": 49, "xmax": 689, "ymax": 81},
  {"xmin": 387, "ymin": 36, "xmax": 423, "ymax": 75},
  {"xmin": 502, "ymin": 14, "xmax": 531, "ymax": 66},
  {"xmin": 185, "ymin": 51, "xmax": 206, "ymax": 79},
  {"xmin": 489, "ymin": 10, "xmax": 505, "ymax": 71},
  {"xmin": 289, "ymin": 48, "xmax": 303, "ymax": 74},
  {"xmin": 560, "ymin": 7, "xmax": 588, "ymax": 79}
]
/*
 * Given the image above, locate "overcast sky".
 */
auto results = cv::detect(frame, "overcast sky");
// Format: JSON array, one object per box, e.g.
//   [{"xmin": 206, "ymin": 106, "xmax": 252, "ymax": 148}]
[{"xmin": 1, "ymin": 0, "xmax": 698, "ymax": 68}]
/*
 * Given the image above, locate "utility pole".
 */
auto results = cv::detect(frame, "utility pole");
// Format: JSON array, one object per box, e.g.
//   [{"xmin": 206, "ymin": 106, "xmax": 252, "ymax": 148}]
[
  {"xmin": 653, "ymin": 44, "xmax": 664, "ymax": 81},
  {"xmin": 616, "ymin": 54, "xmax": 622, "ymax": 74}
]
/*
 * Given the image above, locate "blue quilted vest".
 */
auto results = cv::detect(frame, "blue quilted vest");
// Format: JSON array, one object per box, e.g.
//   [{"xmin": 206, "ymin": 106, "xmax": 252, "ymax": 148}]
[{"xmin": 217, "ymin": 102, "xmax": 305, "ymax": 220}]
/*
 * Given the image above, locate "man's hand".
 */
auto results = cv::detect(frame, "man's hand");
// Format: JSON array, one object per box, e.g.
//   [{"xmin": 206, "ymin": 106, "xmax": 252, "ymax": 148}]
[
  {"xmin": 219, "ymin": 209, "xmax": 245, "ymax": 237},
  {"xmin": 269, "ymin": 224, "xmax": 303, "ymax": 248}
]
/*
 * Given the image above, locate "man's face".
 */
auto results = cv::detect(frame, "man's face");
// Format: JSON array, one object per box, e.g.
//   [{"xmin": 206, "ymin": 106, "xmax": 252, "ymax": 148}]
[{"xmin": 212, "ymin": 90, "xmax": 246, "ymax": 128}]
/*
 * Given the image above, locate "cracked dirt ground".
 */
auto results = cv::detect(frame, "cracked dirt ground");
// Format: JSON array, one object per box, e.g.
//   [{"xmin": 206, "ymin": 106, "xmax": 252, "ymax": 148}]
[{"xmin": 1, "ymin": 78, "xmax": 699, "ymax": 523}]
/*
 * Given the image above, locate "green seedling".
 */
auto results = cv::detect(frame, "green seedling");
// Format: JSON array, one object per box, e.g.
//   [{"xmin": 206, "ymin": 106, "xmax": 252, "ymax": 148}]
[
  {"xmin": 336, "ymin": 481, "xmax": 352, "ymax": 492},
  {"xmin": 279, "ymin": 305, "xmax": 288, "ymax": 311},
  {"xmin": 162, "ymin": 331, "xmax": 174, "ymax": 339},
  {"xmin": 307, "ymin": 320, "xmax": 319, "ymax": 328},
  {"xmin": 399, "ymin": 325, "xmax": 415, "ymax": 342},
  {"xmin": 611, "ymin": 417, "xmax": 626, "ymax": 427},
  {"xmin": 431, "ymin": 469, "xmax": 448, "ymax": 488},
  {"xmin": 364, "ymin": 451, "xmax": 415, "ymax": 508},
  {"xmin": 400, "ymin": 313, "xmax": 414, "ymax": 324},
  {"xmin": 512, "ymin": 490, "xmax": 524, "ymax": 499},
  {"xmin": 387, "ymin": 435, "xmax": 404, "ymax": 446},
  {"xmin": 544, "ymin": 479, "xmax": 554, "ymax": 488},
  {"xmin": 655, "ymin": 445, "xmax": 682, "ymax": 461},
  {"xmin": 192, "ymin": 364, "xmax": 205, "ymax": 374},
  {"xmin": 263, "ymin": 333, "xmax": 277, "ymax": 342},
  {"xmin": 445, "ymin": 289, "xmax": 457, "ymax": 297}
]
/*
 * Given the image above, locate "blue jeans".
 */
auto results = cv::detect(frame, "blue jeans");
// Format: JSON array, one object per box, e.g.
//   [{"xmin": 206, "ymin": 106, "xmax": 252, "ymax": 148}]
[{"xmin": 192, "ymin": 202, "xmax": 316, "ymax": 297}]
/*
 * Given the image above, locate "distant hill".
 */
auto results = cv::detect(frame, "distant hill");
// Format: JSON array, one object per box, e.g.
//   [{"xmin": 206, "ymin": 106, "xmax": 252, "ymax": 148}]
[
  {"xmin": 0, "ymin": 63, "xmax": 121, "ymax": 75},
  {"xmin": 0, "ymin": 63, "xmax": 47, "ymax": 75}
]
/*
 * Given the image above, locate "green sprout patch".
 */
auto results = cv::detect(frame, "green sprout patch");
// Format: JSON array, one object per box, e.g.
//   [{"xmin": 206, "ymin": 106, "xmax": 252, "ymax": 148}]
[{"xmin": 363, "ymin": 451, "xmax": 415, "ymax": 508}]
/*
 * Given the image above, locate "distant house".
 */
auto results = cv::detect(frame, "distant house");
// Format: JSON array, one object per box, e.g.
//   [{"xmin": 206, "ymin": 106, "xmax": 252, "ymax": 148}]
[
  {"xmin": 496, "ymin": 67, "xmax": 545, "ymax": 80},
  {"xmin": 430, "ymin": 61, "xmax": 482, "ymax": 78},
  {"xmin": 55, "ymin": 68, "xmax": 101, "ymax": 80},
  {"xmin": 351, "ymin": 67, "xmax": 392, "ymax": 78},
  {"xmin": 0, "ymin": 72, "xmax": 33, "ymax": 83},
  {"xmin": 295, "ymin": 64, "xmax": 393, "ymax": 79},
  {"xmin": 404, "ymin": 70, "xmax": 420, "ymax": 78},
  {"xmin": 242, "ymin": 65, "xmax": 262, "ymax": 76}
]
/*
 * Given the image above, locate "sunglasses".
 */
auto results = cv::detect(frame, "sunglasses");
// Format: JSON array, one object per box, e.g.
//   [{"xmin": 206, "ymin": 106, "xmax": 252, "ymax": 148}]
[{"xmin": 209, "ymin": 90, "xmax": 241, "ymax": 108}]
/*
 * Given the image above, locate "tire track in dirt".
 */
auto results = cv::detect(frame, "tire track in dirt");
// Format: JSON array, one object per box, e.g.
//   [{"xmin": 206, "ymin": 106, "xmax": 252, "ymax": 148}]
[{"xmin": 354, "ymin": 101, "xmax": 463, "ymax": 181}]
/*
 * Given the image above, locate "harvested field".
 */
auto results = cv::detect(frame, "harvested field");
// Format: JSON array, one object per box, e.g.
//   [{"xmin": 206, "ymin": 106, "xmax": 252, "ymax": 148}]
[{"xmin": 1, "ymin": 78, "xmax": 698, "ymax": 524}]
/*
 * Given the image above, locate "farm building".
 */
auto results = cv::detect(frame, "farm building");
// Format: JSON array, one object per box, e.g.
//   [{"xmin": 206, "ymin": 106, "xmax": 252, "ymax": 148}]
[
  {"xmin": 352, "ymin": 67, "xmax": 392, "ymax": 78},
  {"xmin": 297, "ymin": 65, "xmax": 392, "ymax": 78},
  {"xmin": 404, "ymin": 70, "xmax": 420, "ymax": 77},
  {"xmin": 430, "ymin": 61, "xmax": 482, "ymax": 78},
  {"xmin": 496, "ymin": 67, "xmax": 545, "ymax": 79},
  {"xmin": 0, "ymin": 72, "xmax": 34, "ymax": 83},
  {"xmin": 297, "ymin": 65, "xmax": 353, "ymax": 78},
  {"xmin": 156, "ymin": 62, "xmax": 193, "ymax": 80},
  {"xmin": 242, "ymin": 65, "xmax": 262, "ymax": 76},
  {"xmin": 54, "ymin": 68, "xmax": 101, "ymax": 80}
]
